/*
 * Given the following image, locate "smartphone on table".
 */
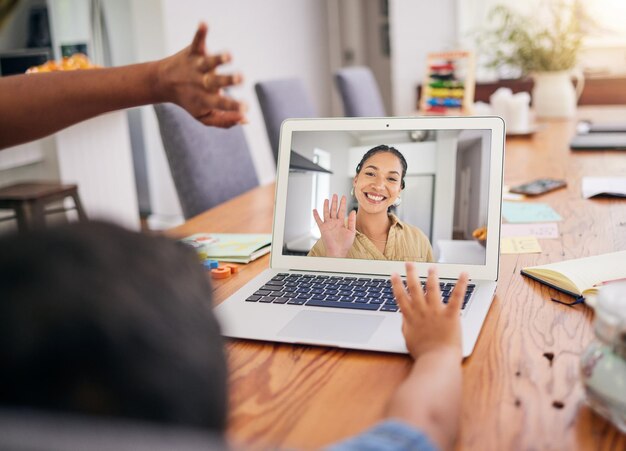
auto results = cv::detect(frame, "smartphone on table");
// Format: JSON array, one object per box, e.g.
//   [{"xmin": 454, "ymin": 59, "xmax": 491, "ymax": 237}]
[{"xmin": 509, "ymin": 178, "xmax": 567, "ymax": 196}]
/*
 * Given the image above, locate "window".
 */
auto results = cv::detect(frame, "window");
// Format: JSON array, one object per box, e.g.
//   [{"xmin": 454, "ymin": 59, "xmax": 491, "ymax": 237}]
[{"xmin": 457, "ymin": 0, "xmax": 626, "ymax": 78}]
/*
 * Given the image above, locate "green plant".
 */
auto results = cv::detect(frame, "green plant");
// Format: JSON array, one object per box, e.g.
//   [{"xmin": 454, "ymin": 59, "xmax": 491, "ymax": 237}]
[{"xmin": 478, "ymin": 1, "xmax": 589, "ymax": 74}]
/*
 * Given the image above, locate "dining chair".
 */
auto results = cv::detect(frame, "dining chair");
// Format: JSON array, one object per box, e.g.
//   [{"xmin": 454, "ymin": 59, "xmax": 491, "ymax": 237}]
[
  {"xmin": 255, "ymin": 78, "xmax": 317, "ymax": 164},
  {"xmin": 334, "ymin": 66, "xmax": 386, "ymax": 117},
  {"xmin": 153, "ymin": 103, "xmax": 259, "ymax": 220},
  {"xmin": 0, "ymin": 410, "xmax": 226, "ymax": 451}
]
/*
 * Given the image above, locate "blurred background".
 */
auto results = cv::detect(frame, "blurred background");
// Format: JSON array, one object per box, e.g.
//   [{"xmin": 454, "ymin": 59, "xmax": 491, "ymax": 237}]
[{"xmin": 1, "ymin": 0, "xmax": 624, "ymax": 233}]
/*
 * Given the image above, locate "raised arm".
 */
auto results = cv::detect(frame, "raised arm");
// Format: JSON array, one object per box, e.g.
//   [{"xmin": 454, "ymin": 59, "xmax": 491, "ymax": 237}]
[
  {"xmin": 0, "ymin": 23, "xmax": 246, "ymax": 150},
  {"xmin": 388, "ymin": 264, "xmax": 468, "ymax": 451}
]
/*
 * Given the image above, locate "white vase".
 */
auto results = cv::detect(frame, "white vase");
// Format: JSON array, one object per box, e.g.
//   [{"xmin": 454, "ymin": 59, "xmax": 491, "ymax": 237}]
[{"xmin": 531, "ymin": 70, "xmax": 584, "ymax": 118}]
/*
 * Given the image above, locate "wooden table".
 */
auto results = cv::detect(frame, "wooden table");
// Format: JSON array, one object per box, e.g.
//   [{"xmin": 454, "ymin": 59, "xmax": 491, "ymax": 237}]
[{"xmin": 169, "ymin": 107, "xmax": 626, "ymax": 450}]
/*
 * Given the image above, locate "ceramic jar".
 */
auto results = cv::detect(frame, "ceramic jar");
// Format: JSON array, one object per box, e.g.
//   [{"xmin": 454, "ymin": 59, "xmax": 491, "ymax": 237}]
[{"xmin": 532, "ymin": 69, "xmax": 584, "ymax": 118}]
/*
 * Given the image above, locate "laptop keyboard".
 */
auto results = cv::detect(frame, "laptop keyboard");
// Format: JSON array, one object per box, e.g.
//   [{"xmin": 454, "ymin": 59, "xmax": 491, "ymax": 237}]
[{"xmin": 245, "ymin": 273, "xmax": 475, "ymax": 312}]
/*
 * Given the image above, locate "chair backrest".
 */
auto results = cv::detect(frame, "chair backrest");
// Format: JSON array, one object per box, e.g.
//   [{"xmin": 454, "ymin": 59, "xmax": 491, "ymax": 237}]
[
  {"xmin": 154, "ymin": 103, "xmax": 259, "ymax": 220},
  {"xmin": 334, "ymin": 66, "xmax": 386, "ymax": 117},
  {"xmin": 0, "ymin": 409, "xmax": 227, "ymax": 451},
  {"xmin": 255, "ymin": 78, "xmax": 317, "ymax": 164}
]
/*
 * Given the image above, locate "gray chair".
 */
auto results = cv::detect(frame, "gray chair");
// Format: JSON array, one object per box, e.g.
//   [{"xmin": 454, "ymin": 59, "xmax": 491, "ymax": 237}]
[
  {"xmin": 255, "ymin": 78, "xmax": 317, "ymax": 164},
  {"xmin": 0, "ymin": 409, "xmax": 227, "ymax": 451},
  {"xmin": 334, "ymin": 66, "xmax": 386, "ymax": 117},
  {"xmin": 154, "ymin": 103, "xmax": 259, "ymax": 220}
]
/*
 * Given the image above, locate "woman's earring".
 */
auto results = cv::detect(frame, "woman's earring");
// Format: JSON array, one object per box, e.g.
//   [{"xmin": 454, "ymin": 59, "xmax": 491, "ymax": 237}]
[
  {"xmin": 350, "ymin": 187, "xmax": 354, "ymax": 196},
  {"xmin": 393, "ymin": 196, "xmax": 402, "ymax": 207}
]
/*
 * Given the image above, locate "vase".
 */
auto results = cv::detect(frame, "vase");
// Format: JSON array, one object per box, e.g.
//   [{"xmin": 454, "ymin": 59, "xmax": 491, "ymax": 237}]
[{"xmin": 531, "ymin": 70, "xmax": 584, "ymax": 118}]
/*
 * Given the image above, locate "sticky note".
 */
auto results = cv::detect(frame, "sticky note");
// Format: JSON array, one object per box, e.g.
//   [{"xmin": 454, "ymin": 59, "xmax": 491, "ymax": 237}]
[
  {"xmin": 501, "ymin": 236, "xmax": 542, "ymax": 254},
  {"xmin": 502, "ymin": 202, "xmax": 562, "ymax": 223},
  {"xmin": 501, "ymin": 223, "xmax": 559, "ymax": 239},
  {"xmin": 502, "ymin": 186, "xmax": 526, "ymax": 201}
]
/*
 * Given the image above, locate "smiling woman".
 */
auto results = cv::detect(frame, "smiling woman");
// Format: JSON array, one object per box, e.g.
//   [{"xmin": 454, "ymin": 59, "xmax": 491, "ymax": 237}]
[{"xmin": 308, "ymin": 145, "xmax": 434, "ymax": 261}]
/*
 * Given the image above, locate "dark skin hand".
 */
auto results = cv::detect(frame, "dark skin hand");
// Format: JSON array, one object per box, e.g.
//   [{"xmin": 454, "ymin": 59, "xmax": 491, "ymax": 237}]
[
  {"xmin": 157, "ymin": 22, "xmax": 246, "ymax": 127},
  {"xmin": 0, "ymin": 23, "xmax": 247, "ymax": 150}
]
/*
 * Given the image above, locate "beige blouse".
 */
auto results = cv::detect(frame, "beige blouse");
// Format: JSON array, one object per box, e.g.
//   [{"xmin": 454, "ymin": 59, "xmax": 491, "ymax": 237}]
[{"xmin": 308, "ymin": 214, "xmax": 433, "ymax": 262}]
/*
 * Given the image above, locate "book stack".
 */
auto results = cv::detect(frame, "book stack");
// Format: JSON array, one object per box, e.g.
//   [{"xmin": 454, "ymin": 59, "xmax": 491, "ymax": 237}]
[{"xmin": 180, "ymin": 233, "xmax": 272, "ymax": 264}]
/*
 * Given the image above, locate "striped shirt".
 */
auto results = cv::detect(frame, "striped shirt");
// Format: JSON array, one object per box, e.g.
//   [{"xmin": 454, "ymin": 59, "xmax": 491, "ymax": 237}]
[{"xmin": 308, "ymin": 214, "xmax": 433, "ymax": 262}]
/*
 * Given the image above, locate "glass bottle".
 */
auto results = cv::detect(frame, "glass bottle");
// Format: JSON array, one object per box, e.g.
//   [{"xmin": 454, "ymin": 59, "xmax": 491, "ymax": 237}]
[{"xmin": 580, "ymin": 281, "xmax": 626, "ymax": 433}]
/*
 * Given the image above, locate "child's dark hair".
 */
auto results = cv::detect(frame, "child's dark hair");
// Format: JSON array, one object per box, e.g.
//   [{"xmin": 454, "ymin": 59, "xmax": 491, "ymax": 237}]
[
  {"xmin": 0, "ymin": 221, "xmax": 227, "ymax": 432},
  {"xmin": 355, "ymin": 144, "xmax": 408, "ymax": 189}
]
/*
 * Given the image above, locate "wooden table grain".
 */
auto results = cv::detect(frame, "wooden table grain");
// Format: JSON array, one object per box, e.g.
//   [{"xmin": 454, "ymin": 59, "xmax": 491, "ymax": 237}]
[{"xmin": 168, "ymin": 107, "xmax": 626, "ymax": 450}]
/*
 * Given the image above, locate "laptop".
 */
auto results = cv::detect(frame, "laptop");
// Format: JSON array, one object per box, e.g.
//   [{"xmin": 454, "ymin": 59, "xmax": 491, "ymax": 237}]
[{"xmin": 215, "ymin": 116, "xmax": 505, "ymax": 357}]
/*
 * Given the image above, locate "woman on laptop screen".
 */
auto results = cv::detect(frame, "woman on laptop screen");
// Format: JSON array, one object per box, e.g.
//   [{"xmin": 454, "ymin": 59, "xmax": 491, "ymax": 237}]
[{"xmin": 308, "ymin": 145, "xmax": 433, "ymax": 261}]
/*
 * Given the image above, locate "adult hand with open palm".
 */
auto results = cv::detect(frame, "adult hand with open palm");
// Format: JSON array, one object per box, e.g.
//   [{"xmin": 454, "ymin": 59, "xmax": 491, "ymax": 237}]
[
  {"xmin": 312, "ymin": 194, "xmax": 356, "ymax": 258},
  {"xmin": 0, "ymin": 22, "xmax": 247, "ymax": 150},
  {"xmin": 158, "ymin": 22, "xmax": 247, "ymax": 128}
]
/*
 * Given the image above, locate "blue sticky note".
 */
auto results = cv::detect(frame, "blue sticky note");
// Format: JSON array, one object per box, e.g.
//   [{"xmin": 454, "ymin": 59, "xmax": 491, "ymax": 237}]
[
  {"xmin": 203, "ymin": 259, "xmax": 219, "ymax": 269},
  {"xmin": 502, "ymin": 202, "xmax": 562, "ymax": 223}
]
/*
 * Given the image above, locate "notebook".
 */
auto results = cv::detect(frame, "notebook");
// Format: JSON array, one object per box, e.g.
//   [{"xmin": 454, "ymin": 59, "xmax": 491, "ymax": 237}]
[
  {"xmin": 521, "ymin": 251, "xmax": 626, "ymax": 303},
  {"xmin": 215, "ymin": 116, "xmax": 505, "ymax": 357},
  {"xmin": 180, "ymin": 233, "xmax": 272, "ymax": 263}
]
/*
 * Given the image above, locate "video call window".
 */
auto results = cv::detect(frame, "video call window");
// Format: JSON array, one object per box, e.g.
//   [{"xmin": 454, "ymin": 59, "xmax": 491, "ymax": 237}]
[{"xmin": 282, "ymin": 129, "xmax": 491, "ymax": 265}]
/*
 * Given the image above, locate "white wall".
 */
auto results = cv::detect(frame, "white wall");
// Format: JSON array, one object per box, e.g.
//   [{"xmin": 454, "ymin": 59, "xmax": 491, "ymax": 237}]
[
  {"xmin": 131, "ymin": 0, "xmax": 333, "ymax": 225},
  {"xmin": 389, "ymin": 0, "xmax": 458, "ymax": 115},
  {"xmin": 101, "ymin": 0, "xmax": 135, "ymax": 66},
  {"xmin": 47, "ymin": 0, "xmax": 91, "ymax": 59},
  {"xmin": 160, "ymin": 0, "xmax": 333, "ymax": 177},
  {"xmin": 126, "ymin": 0, "xmax": 182, "ymax": 226}
]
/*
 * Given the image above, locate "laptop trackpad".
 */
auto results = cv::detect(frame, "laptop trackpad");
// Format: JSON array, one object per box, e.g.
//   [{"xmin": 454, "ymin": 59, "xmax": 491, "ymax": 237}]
[{"xmin": 278, "ymin": 310, "xmax": 384, "ymax": 344}]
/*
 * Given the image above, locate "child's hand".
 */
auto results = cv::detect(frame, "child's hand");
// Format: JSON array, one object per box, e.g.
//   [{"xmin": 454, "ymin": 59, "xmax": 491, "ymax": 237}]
[{"xmin": 391, "ymin": 264, "xmax": 468, "ymax": 360}]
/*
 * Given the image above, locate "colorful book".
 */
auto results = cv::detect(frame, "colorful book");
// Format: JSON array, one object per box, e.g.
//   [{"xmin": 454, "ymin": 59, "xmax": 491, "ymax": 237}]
[
  {"xmin": 521, "ymin": 251, "xmax": 626, "ymax": 301},
  {"xmin": 180, "ymin": 233, "xmax": 272, "ymax": 264}
]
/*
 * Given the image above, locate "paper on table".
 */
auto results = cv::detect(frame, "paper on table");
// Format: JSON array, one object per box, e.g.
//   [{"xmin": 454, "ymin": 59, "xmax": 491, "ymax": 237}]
[
  {"xmin": 180, "ymin": 233, "xmax": 272, "ymax": 264},
  {"xmin": 501, "ymin": 223, "xmax": 559, "ymax": 239},
  {"xmin": 501, "ymin": 236, "xmax": 542, "ymax": 254},
  {"xmin": 502, "ymin": 186, "xmax": 526, "ymax": 201},
  {"xmin": 582, "ymin": 177, "xmax": 626, "ymax": 199},
  {"xmin": 502, "ymin": 202, "xmax": 562, "ymax": 223}
]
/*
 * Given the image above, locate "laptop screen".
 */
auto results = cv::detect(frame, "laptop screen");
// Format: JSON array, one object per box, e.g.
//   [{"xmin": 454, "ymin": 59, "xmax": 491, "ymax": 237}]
[{"xmin": 281, "ymin": 128, "xmax": 492, "ymax": 265}]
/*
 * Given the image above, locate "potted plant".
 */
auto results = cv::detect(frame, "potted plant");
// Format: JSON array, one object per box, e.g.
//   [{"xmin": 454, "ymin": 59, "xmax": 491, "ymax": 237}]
[{"xmin": 478, "ymin": 1, "xmax": 591, "ymax": 118}]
